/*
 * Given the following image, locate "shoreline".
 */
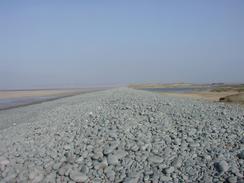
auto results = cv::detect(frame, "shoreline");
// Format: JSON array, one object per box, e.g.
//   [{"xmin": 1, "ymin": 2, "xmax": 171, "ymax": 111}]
[
  {"xmin": 0, "ymin": 88, "xmax": 108, "ymax": 111},
  {"xmin": 0, "ymin": 92, "xmax": 79, "ymax": 111},
  {"xmin": 129, "ymin": 83, "xmax": 244, "ymax": 104}
]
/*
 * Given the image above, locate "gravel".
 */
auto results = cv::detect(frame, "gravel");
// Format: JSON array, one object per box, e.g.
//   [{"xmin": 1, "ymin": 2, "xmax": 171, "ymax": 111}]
[{"xmin": 0, "ymin": 88, "xmax": 244, "ymax": 182}]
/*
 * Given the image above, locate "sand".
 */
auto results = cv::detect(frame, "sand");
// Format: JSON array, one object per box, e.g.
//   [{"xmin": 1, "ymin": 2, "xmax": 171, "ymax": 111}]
[
  {"xmin": 159, "ymin": 91, "xmax": 239, "ymax": 101},
  {"xmin": 0, "ymin": 89, "xmax": 86, "ymax": 99},
  {"xmin": 0, "ymin": 88, "xmax": 109, "ymax": 110}
]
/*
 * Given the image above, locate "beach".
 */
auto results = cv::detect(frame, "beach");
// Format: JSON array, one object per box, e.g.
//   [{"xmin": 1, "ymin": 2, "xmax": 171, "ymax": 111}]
[
  {"xmin": 0, "ymin": 88, "xmax": 107, "ymax": 110},
  {"xmin": 0, "ymin": 88, "xmax": 243, "ymax": 182},
  {"xmin": 130, "ymin": 83, "xmax": 244, "ymax": 104}
]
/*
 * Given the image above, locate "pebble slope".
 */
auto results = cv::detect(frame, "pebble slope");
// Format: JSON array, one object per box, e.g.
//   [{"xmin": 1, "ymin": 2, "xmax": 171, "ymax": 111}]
[{"xmin": 0, "ymin": 88, "xmax": 244, "ymax": 183}]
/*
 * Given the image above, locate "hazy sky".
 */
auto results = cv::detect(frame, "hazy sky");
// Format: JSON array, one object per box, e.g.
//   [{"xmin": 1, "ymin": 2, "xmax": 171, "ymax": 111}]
[{"xmin": 0, "ymin": 0, "xmax": 243, "ymax": 89}]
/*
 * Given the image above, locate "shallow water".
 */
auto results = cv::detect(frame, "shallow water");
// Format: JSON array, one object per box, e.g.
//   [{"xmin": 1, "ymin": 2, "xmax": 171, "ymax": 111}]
[
  {"xmin": 0, "ymin": 96, "xmax": 56, "ymax": 110},
  {"xmin": 0, "ymin": 88, "xmax": 105, "ymax": 110}
]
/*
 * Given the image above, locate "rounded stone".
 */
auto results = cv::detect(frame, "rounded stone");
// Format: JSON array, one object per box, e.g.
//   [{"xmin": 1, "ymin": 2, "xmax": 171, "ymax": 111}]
[
  {"xmin": 238, "ymin": 150, "xmax": 244, "ymax": 159},
  {"xmin": 227, "ymin": 176, "xmax": 237, "ymax": 183},
  {"xmin": 69, "ymin": 171, "xmax": 88, "ymax": 182},
  {"xmin": 28, "ymin": 169, "xmax": 44, "ymax": 183},
  {"xmin": 214, "ymin": 160, "xmax": 229, "ymax": 173}
]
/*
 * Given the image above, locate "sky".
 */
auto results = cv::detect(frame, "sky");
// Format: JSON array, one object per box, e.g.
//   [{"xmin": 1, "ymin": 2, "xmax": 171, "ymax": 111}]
[{"xmin": 0, "ymin": 0, "xmax": 243, "ymax": 89}]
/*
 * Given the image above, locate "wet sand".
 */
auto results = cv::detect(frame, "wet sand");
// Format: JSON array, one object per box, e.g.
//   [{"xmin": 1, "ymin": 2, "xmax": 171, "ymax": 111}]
[
  {"xmin": 0, "ymin": 89, "xmax": 93, "ymax": 99},
  {"xmin": 0, "ymin": 88, "xmax": 107, "ymax": 110}
]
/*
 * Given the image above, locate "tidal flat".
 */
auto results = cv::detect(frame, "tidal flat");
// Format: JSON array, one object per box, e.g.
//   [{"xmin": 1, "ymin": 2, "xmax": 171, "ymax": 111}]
[{"xmin": 0, "ymin": 88, "xmax": 106, "ymax": 110}]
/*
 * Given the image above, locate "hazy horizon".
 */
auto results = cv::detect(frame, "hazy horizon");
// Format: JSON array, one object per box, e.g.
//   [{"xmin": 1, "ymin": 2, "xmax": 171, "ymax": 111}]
[{"xmin": 1, "ymin": 1, "xmax": 244, "ymax": 90}]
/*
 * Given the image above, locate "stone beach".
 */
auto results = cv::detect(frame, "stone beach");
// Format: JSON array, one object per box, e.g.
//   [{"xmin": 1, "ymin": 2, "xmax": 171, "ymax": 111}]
[{"xmin": 0, "ymin": 88, "xmax": 243, "ymax": 183}]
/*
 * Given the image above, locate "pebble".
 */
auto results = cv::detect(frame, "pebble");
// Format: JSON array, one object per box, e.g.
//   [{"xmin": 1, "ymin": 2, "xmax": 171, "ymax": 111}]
[
  {"xmin": 44, "ymin": 173, "xmax": 56, "ymax": 182},
  {"xmin": 214, "ymin": 160, "xmax": 229, "ymax": 173},
  {"xmin": 160, "ymin": 175, "xmax": 172, "ymax": 182},
  {"xmin": 107, "ymin": 154, "xmax": 119, "ymax": 165},
  {"xmin": 116, "ymin": 150, "xmax": 128, "ymax": 159},
  {"xmin": 149, "ymin": 155, "xmax": 164, "ymax": 163},
  {"xmin": 69, "ymin": 170, "xmax": 88, "ymax": 182},
  {"xmin": 98, "ymin": 158, "xmax": 108, "ymax": 169},
  {"xmin": 172, "ymin": 157, "xmax": 182, "ymax": 168},
  {"xmin": 29, "ymin": 169, "xmax": 44, "ymax": 183},
  {"xmin": 124, "ymin": 177, "xmax": 140, "ymax": 183},
  {"xmin": 0, "ymin": 88, "xmax": 243, "ymax": 182},
  {"xmin": 0, "ymin": 157, "xmax": 10, "ymax": 171},
  {"xmin": 106, "ymin": 169, "xmax": 116, "ymax": 181},
  {"xmin": 238, "ymin": 150, "xmax": 244, "ymax": 159},
  {"xmin": 227, "ymin": 176, "xmax": 237, "ymax": 183},
  {"xmin": 189, "ymin": 128, "xmax": 197, "ymax": 136},
  {"xmin": 240, "ymin": 137, "xmax": 244, "ymax": 144},
  {"xmin": 205, "ymin": 155, "xmax": 212, "ymax": 161},
  {"xmin": 75, "ymin": 156, "xmax": 84, "ymax": 163},
  {"xmin": 163, "ymin": 166, "xmax": 175, "ymax": 174},
  {"xmin": 52, "ymin": 162, "xmax": 63, "ymax": 170}
]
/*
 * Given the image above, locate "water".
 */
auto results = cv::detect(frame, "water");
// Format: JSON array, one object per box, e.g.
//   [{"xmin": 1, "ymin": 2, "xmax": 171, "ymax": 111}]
[
  {"xmin": 0, "ymin": 96, "xmax": 56, "ymax": 110},
  {"xmin": 139, "ymin": 87, "xmax": 205, "ymax": 93},
  {"xmin": 0, "ymin": 88, "xmax": 105, "ymax": 110}
]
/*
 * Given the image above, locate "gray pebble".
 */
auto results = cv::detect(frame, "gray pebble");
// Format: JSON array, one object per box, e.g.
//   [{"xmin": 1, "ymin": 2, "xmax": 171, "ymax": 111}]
[
  {"xmin": 69, "ymin": 170, "xmax": 88, "ymax": 182},
  {"xmin": 29, "ymin": 169, "xmax": 44, "ymax": 183},
  {"xmin": 163, "ymin": 167, "xmax": 175, "ymax": 174},
  {"xmin": 149, "ymin": 155, "xmax": 164, "ymax": 164},
  {"xmin": 238, "ymin": 150, "xmax": 244, "ymax": 159},
  {"xmin": 107, "ymin": 154, "xmax": 119, "ymax": 165},
  {"xmin": 214, "ymin": 160, "xmax": 229, "ymax": 173},
  {"xmin": 0, "ymin": 88, "xmax": 243, "ymax": 182},
  {"xmin": 227, "ymin": 176, "xmax": 237, "ymax": 183}
]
